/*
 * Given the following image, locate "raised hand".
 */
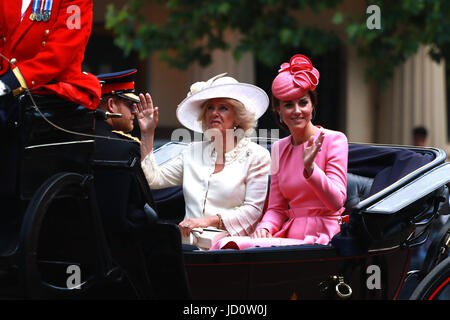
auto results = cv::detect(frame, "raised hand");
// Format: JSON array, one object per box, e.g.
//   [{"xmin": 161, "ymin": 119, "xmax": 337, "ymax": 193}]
[
  {"xmin": 135, "ymin": 93, "xmax": 159, "ymax": 160},
  {"xmin": 303, "ymin": 130, "xmax": 325, "ymax": 177},
  {"xmin": 135, "ymin": 93, "xmax": 158, "ymax": 134}
]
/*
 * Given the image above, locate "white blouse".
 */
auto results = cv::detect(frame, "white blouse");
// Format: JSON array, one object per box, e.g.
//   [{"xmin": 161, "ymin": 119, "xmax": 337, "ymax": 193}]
[{"xmin": 141, "ymin": 138, "xmax": 271, "ymax": 236}]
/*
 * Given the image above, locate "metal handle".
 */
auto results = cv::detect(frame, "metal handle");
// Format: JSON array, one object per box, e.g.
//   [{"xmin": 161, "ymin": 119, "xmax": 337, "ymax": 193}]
[{"xmin": 335, "ymin": 276, "xmax": 352, "ymax": 299}]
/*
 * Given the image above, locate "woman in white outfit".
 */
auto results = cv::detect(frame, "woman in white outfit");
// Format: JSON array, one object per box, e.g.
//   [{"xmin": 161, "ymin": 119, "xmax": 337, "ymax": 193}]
[{"xmin": 135, "ymin": 74, "xmax": 271, "ymax": 243}]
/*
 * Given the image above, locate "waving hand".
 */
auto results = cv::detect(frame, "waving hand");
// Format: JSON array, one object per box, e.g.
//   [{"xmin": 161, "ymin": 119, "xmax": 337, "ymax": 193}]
[{"xmin": 303, "ymin": 131, "xmax": 325, "ymax": 177}]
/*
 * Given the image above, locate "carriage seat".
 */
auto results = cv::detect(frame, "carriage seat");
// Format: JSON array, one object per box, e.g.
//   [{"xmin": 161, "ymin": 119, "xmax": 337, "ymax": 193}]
[
  {"xmin": 330, "ymin": 173, "xmax": 374, "ymax": 256},
  {"xmin": 344, "ymin": 173, "xmax": 374, "ymax": 211}
]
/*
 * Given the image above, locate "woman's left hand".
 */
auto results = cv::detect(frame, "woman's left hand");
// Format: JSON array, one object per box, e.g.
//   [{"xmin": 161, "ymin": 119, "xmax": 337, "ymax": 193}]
[
  {"xmin": 136, "ymin": 93, "xmax": 158, "ymax": 134},
  {"xmin": 178, "ymin": 216, "xmax": 217, "ymax": 238},
  {"xmin": 303, "ymin": 131, "xmax": 325, "ymax": 178}
]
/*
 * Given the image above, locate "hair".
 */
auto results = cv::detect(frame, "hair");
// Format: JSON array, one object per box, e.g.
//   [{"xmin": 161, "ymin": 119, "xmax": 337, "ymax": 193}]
[
  {"xmin": 198, "ymin": 98, "xmax": 257, "ymax": 133},
  {"xmin": 413, "ymin": 126, "xmax": 428, "ymax": 137},
  {"xmin": 271, "ymin": 90, "xmax": 318, "ymax": 131},
  {"xmin": 99, "ymin": 93, "xmax": 128, "ymax": 110}
]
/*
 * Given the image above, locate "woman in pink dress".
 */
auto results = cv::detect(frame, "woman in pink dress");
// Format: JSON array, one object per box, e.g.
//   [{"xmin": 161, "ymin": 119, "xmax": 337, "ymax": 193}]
[{"xmin": 212, "ymin": 54, "xmax": 348, "ymax": 250}]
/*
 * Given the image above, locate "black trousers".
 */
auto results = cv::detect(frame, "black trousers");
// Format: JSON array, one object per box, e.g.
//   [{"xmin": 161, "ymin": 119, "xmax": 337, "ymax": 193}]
[{"xmin": 0, "ymin": 93, "xmax": 21, "ymax": 197}]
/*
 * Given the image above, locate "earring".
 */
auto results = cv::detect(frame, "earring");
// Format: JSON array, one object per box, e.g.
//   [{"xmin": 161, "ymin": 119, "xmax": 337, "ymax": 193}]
[{"xmin": 279, "ymin": 114, "xmax": 283, "ymax": 123}]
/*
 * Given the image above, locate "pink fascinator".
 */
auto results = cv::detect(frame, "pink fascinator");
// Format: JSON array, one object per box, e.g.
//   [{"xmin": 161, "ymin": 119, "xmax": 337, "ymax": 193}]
[{"xmin": 271, "ymin": 54, "xmax": 320, "ymax": 101}]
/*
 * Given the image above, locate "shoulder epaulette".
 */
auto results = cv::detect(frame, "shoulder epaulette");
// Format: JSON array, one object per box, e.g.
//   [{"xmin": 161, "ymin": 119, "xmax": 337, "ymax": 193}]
[{"xmin": 112, "ymin": 130, "xmax": 141, "ymax": 144}]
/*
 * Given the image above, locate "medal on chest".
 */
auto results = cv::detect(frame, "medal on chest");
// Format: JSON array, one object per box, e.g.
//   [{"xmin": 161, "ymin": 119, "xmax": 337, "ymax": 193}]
[{"xmin": 29, "ymin": 0, "xmax": 53, "ymax": 22}]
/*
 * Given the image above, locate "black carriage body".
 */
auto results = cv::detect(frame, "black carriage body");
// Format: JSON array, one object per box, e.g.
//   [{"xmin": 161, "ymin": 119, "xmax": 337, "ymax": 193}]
[
  {"xmin": 0, "ymin": 93, "xmax": 117, "ymax": 299},
  {"xmin": 184, "ymin": 245, "xmax": 410, "ymax": 300},
  {"xmin": 0, "ymin": 94, "xmax": 95, "ymax": 220},
  {"xmin": 150, "ymin": 140, "xmax": 449, "ymax": 300},
  {"xmin": 18, "ymin": 94, "xmax": 95, "ymax": 201}
]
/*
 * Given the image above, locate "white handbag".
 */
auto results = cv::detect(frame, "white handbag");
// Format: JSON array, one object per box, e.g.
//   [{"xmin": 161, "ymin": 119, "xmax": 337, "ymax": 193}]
[{"xmin": 182, "ymin": 227, "xmax": 229, "ymax": 250}]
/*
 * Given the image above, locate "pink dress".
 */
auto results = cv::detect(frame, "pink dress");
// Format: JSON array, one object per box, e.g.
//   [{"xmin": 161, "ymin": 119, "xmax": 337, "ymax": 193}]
[{"xmin": 211, "ymin": 127, "xmax": 348, "ymax": 250}]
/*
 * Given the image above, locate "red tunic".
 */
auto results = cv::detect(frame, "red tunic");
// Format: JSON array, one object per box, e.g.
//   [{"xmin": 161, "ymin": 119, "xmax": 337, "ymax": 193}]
[{"xmin": 0, "ymin": 0, "xmax": 100, "ymax": 109}]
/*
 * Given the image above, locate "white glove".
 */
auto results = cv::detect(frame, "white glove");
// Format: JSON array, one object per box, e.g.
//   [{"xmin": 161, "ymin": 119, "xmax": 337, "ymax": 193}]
[{"xmin": 0, "ymin": 80, "xmax": 11, "ymax": 96}]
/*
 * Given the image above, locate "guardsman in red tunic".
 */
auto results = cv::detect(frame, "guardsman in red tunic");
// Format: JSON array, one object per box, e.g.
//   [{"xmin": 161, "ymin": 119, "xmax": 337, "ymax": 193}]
[
  {"xmin": 0, "ymin": 0, "xmax": 100, "ymax": 196},
  {"xmin": 0, "ymin": 0, "xmax": 101, "ymax": 110}
]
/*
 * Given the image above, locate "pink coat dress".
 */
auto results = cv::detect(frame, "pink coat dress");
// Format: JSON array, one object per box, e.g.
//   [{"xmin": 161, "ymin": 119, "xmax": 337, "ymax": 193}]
[{"xmin": 211, "ymin": 127, "xmax": 348, "ymax": 250}]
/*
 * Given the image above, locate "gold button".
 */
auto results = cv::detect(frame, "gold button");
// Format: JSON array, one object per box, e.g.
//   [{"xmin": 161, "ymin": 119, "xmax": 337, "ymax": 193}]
[
  {"xmin": 31, "ymin": 81, "xmax": 35, "ymax": 86},
  {"xmin": 10, "ymin": 58, "xmax": 17, "ymax": 64},
  {"xmin": 3, "ymin": 37, "xmax": 6, "ymax": 42},
  {"xmin": 44, "ymin": 29, "xmax": 50, "ymax": 35},
  {"xmin": 41, "ymin": 41, "xmax": 46, "ymax": 46}
]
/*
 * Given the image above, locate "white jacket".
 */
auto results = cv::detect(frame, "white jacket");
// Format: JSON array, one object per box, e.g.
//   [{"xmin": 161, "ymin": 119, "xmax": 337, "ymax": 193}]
[{"xmin": 141, "ymin": 138, "xmax": 271, "ymax": 236}]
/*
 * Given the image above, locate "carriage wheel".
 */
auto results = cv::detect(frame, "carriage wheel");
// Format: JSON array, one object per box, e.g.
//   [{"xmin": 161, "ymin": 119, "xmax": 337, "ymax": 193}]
[
  {"xmin": 18, "ymin": 172, "xmax": 114, "ymax": 299},
  {"xmin": 409, "ymin": 256, "xmax": 450, "ymax": 300},
  {"xmin": 420, "ymin": 218, "xmax": 450, "ymax": 277}
]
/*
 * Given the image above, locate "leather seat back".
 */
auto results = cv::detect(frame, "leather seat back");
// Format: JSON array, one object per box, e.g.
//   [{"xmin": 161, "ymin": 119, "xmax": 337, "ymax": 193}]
[{"xmin": 344, "ymin": 173, "xmax": 374, "ymax": 210}]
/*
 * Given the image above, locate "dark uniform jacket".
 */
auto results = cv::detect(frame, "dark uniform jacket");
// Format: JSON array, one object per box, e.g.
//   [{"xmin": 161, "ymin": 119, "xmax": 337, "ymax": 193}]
[{"xmin": 93, "ymin": 120, "xmax": 147, "ymax": 233}]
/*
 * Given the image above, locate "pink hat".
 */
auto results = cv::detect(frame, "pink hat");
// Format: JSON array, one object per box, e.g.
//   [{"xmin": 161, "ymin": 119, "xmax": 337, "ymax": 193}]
[{"xmin": 271, "ymin": 54, "xmax": 320, "ymax": 101}]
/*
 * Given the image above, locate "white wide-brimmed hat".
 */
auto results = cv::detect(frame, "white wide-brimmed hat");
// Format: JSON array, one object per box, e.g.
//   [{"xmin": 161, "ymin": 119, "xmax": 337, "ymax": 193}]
[{"xmin": 176, "ymin": 73, "xmax": 269, "ymax": 133}]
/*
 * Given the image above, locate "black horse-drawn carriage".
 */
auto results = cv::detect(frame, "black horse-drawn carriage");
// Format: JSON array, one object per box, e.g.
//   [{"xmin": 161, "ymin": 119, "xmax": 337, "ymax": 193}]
[{"xmin": 0, "ymin": 92, "xmax": 448, "ymax": 300}]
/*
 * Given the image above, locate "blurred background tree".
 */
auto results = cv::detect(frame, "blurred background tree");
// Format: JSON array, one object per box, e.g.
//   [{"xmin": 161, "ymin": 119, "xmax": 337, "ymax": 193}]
[{"xmin": 105, "ymin": 0, "xmax": 450, "ymax": 87}]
